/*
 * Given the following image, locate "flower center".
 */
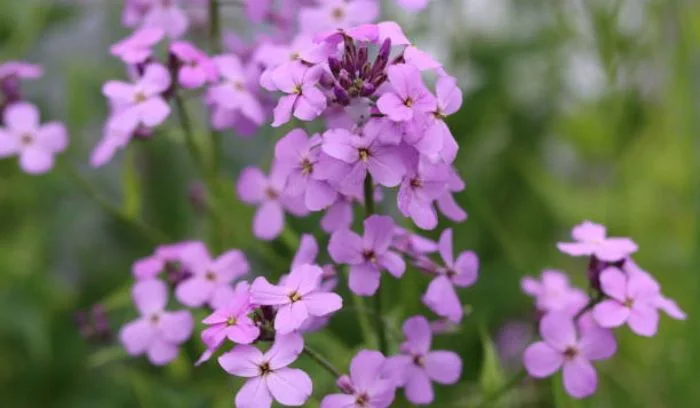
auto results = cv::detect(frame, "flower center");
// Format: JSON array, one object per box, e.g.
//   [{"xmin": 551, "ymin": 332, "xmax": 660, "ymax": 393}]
[
  {"xmin": 446, "ymin": 268, "xmax": 456, "ymax": 278},
  {"xmin": 412, "ymin": 354, "xmax": 425, "ymax": 367},
  {"xmin": 331, "ymin": 7, "xmax": 345, "ymax": 21},
  {"xmin": 258, "ymin": 362, "xmax": 271, "ymax": 376},
  {"xmin": 362, "ymin": 249, "xmax": 377, "ymax": 263},
  {"xmin": 563, "ymin": 346, "xmax": 579, "ymax": 361},
  {"xmin": 358, "ymin": 148, "xmax": 370, "ymax": 162},
  {"xmin": 410, "ymin": 178, "xmax": 422, "ymax": 188},
  {"xmin": 226, "ymin": 316, "xmax": 237, "ymax": 326},
  {"xmin": 288, "ymin": 291, "xmax": 302, "ymax": 303},
  {"xmin": 293, "ymin": 85, "xmax": 302, "ymax": 95},
  {"xmin": 265, "ymin": 187, "xmax": 278, "ymax": 200},
  {"xmin": 355, "ymin": 393, "xmax": 370, "ymax": 407},
  {"xmin": 404, "ymin": 97, "xmax": 414, "ymax": 107},
  {"xmin": 301, "ymin": 158, "xmax": 313, "ymax": 175},
  {"xmin": 149, "ymin": 313, "xmax": 160, "ymax": 324},
  {"xmin": 134, "ymin": 91, "xmax": 147, "ymax": 103},
  {"xmin": 290, "ymin": 51, "xmax": 300, "ymax": 61},
  {"xmin": 20, "ymin": 132, "xmax": 34, "ymax": 146},
  {"xmin": 624, "ymin": 298, "xmax": 634, "ymax": 308},
  {"xmin": 205, "ymin": 271, "xmax": 217, "ymax": 281},
  {"xmin": 233, "ymin": 81, "xmax": 245, "ymax": 91}
]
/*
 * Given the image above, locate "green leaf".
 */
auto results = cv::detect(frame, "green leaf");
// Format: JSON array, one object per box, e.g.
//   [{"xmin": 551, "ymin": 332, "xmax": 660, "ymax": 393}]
[{"xmin": 478, "ymin": 326, "xmax": 506, "ymax": 402}]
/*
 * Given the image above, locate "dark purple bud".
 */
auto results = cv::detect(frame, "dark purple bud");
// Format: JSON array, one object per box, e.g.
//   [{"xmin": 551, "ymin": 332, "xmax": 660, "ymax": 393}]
[
  {"xmin": 333, "ymin": 86, "xmax": 351, "ymax": 106},
  {"xmin": 343, "ymin": 36, "xmax": 357, "ymax": 60},
  {"xmin": 357, "ymin": 46, "xmax": 368, "ymax": 71},
  {"xmin": 318, "ymin": 72, "xmax": 335, "ymax": 89},
  {"xmin": 133, "ymin": 126, "xmax": 154, "ymax": 140},
  {"xmin": 391, "ymin": 54, "xmax": 405, "ymax": 66},
  {"xmin": 361, "ymin": 63, "xmax": 371, "ymax": 80},
  {"xmin": 338, "ymin": 70, "xmax": 352, "ymax": 89},
  {"xmin": 328, "ymin": 57, "xmax": 342, "ymax": 77},
  {"xmin": 371, "ymin": 72, "xmax": 388, "ymax": 88}
]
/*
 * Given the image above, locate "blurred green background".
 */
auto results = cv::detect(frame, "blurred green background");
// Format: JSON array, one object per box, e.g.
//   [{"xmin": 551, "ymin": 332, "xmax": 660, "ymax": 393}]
[{"xmin": 1, "ymin": 0, "xmax": 698, "ymax": 407}]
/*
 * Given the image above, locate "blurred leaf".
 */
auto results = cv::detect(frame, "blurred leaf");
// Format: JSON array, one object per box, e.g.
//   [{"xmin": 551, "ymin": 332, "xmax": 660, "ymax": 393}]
[
  {"xmin": 122, "ymin": 150, "xmax": 142, "ymax": 219},
  {"xmin": 478, "ymin": 326, "xmax": 506, "ymax": 400}
]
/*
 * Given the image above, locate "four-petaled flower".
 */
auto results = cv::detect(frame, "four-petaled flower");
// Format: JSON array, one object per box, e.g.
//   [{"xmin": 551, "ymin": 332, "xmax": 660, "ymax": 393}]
[
  {"xmin": 270, "ymin": 61, "xmax": 327, "ymax": 127},
  {"xmin": 321, "ymin": 350, "xmax": 396, "ymax": 408},
  {"xmin": 218, "ymin": 333, "xmax": 313, "ymax": 408},
  {"xmin": 557, "ymin": 221, "xmax": 638, "ymax": 262},
  {"xmin": 377, "ymin": 63, "xmax": 436, "ymax": 122}
]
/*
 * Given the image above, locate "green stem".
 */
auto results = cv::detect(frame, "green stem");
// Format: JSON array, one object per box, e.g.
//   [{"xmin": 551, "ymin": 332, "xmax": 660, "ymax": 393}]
[
  {"xmin": 349, "ymin": 288, "xmax": 377, "ymax": 349},
  {"xmin": 362, "ymin": 174, "xmax": 388, "ymax": 354},
  {"xmin": 64, "ymin": 164, "xmax": 168, "ymax": 244},
  {"xmin": 475, "ymin": 369, "xmax": 527, "ymax": 408},
  {"xmin": 173, "ymin": 93, "xmax": 204, "ymax": 172},
  {"xmin": 207, "ymin": 0, "xmax": 223, "ymax": 176},
  {"xmin": 302, "ymin": 346, "xmax": 341, "ymax": 378}
]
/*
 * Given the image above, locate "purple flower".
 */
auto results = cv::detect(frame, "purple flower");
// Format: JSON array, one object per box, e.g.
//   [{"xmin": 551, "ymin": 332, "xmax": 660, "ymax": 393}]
[
  {"xmin": 377, "ymin": 63, "xmax": 436, "ymax": 122},
  {"xmin": 521, "ymin": 270, "xmax": 589, "ymax": 315},
  {"xmin": 270, "ymin": 61, "xmax": 327, "ymax": 127},
  {"xmin": 320, "ymin": 350, "xmax": 396, "ymax": 408},
  {"xmin": 110, "ymin": 27, "xmax": 165, "ymax": 64},
  {"xmin": 170, "ymin": 41, "xmax": 218, "ymax": 89},
  {"xmin": 275, "ymin": 128, "xmax": 338, "ymax": 211},
  {"xmin": 397, "ymin": 159, "xmax": 449, "ymax": 229},
  {"xmin": 102, "ymin": 63, "xmax": 171, "ymax": 133},
  {"xmin": 322, "ymin": 128, "xmax": 406, "ymax": 188},
  {"xmin": 392, "ymin": 227, "xmax": 438, "ymax": 257},
  {"xmin": 208, "ymin": 55, "xmax": 264, "ymax": 125},
  {"xmin": 0, "ymin": 102, "xmax": 68, "ymax": 174},
  {"xmin": 592, "ymin": 267, "xmax": 662, "ymax": 336},
  {"xmin": 251, "ymin": 264, "xmax": 343, "ymax": 334},
  {"xmin": 236, "ymin": 165, "xmax": 294, "ymax": 240},
  {"xmin": 329, "ymin": 215, "xmax": 406, "ymax": 296},
  {"xmin": 299, "ymin": 0, "xmax": 379, "ymax": 35},
  {"xmin": 385, "ymin": 316, "xmax": 462, "ymax": 405},
  {"xmin": 119, "ymin": 279, "xmax": 194, "ymax": 366},
  {"xmin": 321, "ymin": 194, "xmax": 355, "ymax": 233},
  {"xmin": 218, "ymin": 333, "xmax": 312, "ymax": 408},
  {"xmin": 175, "ymin": 246, "xmax": 249, "ymax": 309},
  {"xmin": 198, "ymin": 283, "xmax": 259, "ymax": 363},
  {"xmin": 141, "ymin": 0, "xmax": 189, "ymax": 39},
  {"xmin": 425, "ymin": 75, "xmax": 462, "ymax": 163},
  {"xmin": 422, "ymin": 229, "xmax": 478, "ymax": 323},
  {"xmin": 557, "ymin": 221, "xmax": 638, "ymax": 262},
  {"xmin": 523, "ymin": 312, "xmax": 617, "ymax": 399},
  {"xmin": 436, "ymin": 167, "xmax": 468, "ymax": 223},
  {"xmin": 0, "ymin": 61, "xmax": 42, "ymax": 80}
]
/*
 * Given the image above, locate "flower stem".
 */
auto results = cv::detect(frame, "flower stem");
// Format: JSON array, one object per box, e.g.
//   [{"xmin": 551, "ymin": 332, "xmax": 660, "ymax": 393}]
[
  {"xmin": 362, "ymin": 174, "xmax": 388, "ymax": 354},
  {"xmin": 475, "ymin": 369, "xmax": 527, "ymax": 408},
  {"xmin": 303, "ymin": 345, "xmax": 341, "ymax": 378},
  {"xmin": 207, "ymin": 0, "xmax": 223, "ymax": 176}
]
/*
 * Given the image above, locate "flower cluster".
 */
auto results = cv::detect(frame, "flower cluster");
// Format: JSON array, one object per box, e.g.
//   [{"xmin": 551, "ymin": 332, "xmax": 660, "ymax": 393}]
[
  {"xmin": 522, "ymin": 221, "xmax": 686, "ymax": 398},
  {"xmin": 0, "ymin": 61, "xmax": 68, "ymax": 174}
]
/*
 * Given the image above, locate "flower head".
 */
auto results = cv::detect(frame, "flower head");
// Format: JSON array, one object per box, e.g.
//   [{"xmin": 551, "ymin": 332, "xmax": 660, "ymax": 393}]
[
  {"xmin": 321, "ymin": 350, "xmax": 397, "ymax": 408},
  {"xmin": 270, "ymin": 61, "xmax": 327, "ymax": 127},
  {"xmin": 385, "ymin": 316, "xmax": 462, "ymax": 405},
  {"xmin": 251, "ymin": 263, "xmax": 343, "ymax": 334},
  {"xmin": 208, "ymin": 55, "xmax": 264, "ymax": 124},
  {"xmin": 119, "ymin": 279, "xmax": 194, "ymax": 365},
  {"xmin": 523, "ymin": 312, "xmax": 616, "ymax": 399},
  {"xmin": 170, "ymin": 41, "xmax": 218, "ymax": 88},
  {"xmin": 110, "ymin": 27, "xmax": 165, "ymax": 64},
  {"xmin": 557, "ymin": 221, "xmax": 638, "ymax": 262},
  {"xmin": 0, "ymin": 102, "xmax": 67, "ymax": 174},
  {"xmin": 377, "ymin": 63, "xmax": 436, "ymax": 122},
  {"xmin": 218, "ymin": 333, "xmax": 312, "ymax": 408},
  {"xmin": 329, "ymin": 215, "xmax": 406, "ymax": 296},
  {"xmin": 521, "ymin": 270, "xmax": 589, "ymax": 315}
]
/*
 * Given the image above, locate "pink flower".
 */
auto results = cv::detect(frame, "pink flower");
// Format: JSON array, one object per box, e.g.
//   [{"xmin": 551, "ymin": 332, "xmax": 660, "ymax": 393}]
[
  {"xmin": 208, "ymin": 55, "xmax": 264, "ymax": 124},
  {"xmin": 523, "ymin": 312, "xmax": 617, "ymax": 399},
  {"xmin": 174, "ymin": 246, "xmax": 249, "ymax": 308},
  {"xmin": 320, "ymin": 350, "xmax": 397, "ymax": 408},
  {"xmin": 251, "ymin": 264, "xmax": 343, "ymax": 334},
  {"xmin": 299, "ymin": 0, "xmax": 379, "ymax": 35},
  {"xmin": 422, "ymin": 229, "xmax": 478, "ymax": 323},
  {"xmin": 397, "ymin": 159, "xmax": 449, "ymax": 229},
  {"xmin": 218, "ymin": 333, "xmax": 313, "ymax": 408},
  {"xmin": 557, "ymin": 221, "xmax": 638, "ymax": 262},
  {"xmin": 198, "ymin": 283, "xmax": 259, "ymax": 360},
  {"xmin": 270, "ymin": 61, "xmax": 327, "ymax": 127},
  {"xmin": 170, "ymin": 41, "xmax": 218, "ymax": 89},
  {"xmin": 0, "ymin": 102, "xmax": 67, "ymax": 174},
  {"xmin": 142, "ymin": 0, "xmax": 189, "ymax": 39},
  {"xmin": 521, "ymin": 270, "xmax": 589, "ymax": 315},
  {"xmin": 592, "ymin": 267, "xmax": 661, "ymax": 336},
  {"xmin": 322, "ymin": 127, "xmax": 406, "ymax": 189},
  {"xmin": 110, "ymin": 27, "xmax": 165, "ymax": 64},
  {"xmin": 376, "ymin": 64, "xmax": 436, "ymax": 122},
  {"xmin": 385, "ymin": 316, "xmax": 462, "ymax": 405},
  {"xmin": 237, "ymin": 165, "xmax": 300, "ymax": 240},
  {"xmin": 329, "ymin": 215, "xmax": 406, "ymax": 296},
  {"xmin": 274, "ymin": 128, "xmax": 338, "ymax": 211},
  {"xmin": 119, "ymin": 279, "xmax": 193, "ymax": 365},
  {"xmin": 102, "ymin": 63, "xmax": 171, "ymax": 133},
  {"xmin": 0, "ymin": 61, "xmax": 43, "ymax": 80},
  {"xmin": 425, "ymin": 75, "xmax": 462, "ymax": 163}
]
